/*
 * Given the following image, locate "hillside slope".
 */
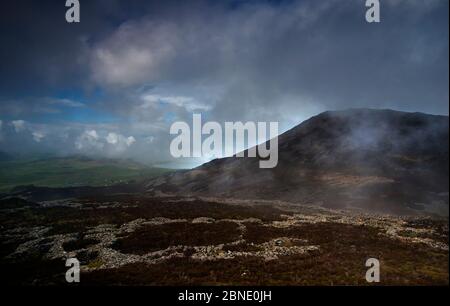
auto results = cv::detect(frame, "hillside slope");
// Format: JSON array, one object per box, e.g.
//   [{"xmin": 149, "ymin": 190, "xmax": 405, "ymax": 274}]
[{"xmin": 147, "ymin": 109, "xmax": 449, "ymax": 216}]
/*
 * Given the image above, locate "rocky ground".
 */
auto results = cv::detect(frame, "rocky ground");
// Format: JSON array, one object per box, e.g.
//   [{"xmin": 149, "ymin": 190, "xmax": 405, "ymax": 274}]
[{"xmin": 0, "ymin": 194, "xmax": 448, "ymax": 285}]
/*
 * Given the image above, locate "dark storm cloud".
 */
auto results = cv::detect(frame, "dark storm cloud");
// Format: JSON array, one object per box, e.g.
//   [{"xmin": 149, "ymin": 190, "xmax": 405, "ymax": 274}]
[
  {"xmin": 82, "ymin": 0, "xmax": 448, "ymax": 130},
  {"xmin": 0, "ymin": 0, "xmax": 448, "ymax": 165},
  {"xmin": 0, "ymin": 0, "xmax": 168, "ymax": 96}
]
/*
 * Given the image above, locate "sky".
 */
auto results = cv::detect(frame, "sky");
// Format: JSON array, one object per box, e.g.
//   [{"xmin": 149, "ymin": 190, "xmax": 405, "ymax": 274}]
[{"xmin": 0, "ymin": 0, "xmax": 448, "ymax": 167}]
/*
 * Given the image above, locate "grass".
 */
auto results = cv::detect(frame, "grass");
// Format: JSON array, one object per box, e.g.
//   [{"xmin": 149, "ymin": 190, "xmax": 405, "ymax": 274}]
[
  {"xmin": 0, "ymin": 156, "xmax": 171, "ymax": 192},
  {"xmin": 0, "ymin": 195, "xmax": 447, "ymax": 286},
  {"xmin": 83, "ymin": 222, "xmax": 449, "ymax": 286},
  {"xmin": 63, "ymin": 237, "xmax": 100, "ymax": 252},
  {"xmin": 0, "ymin": 196, "xmax": 285, "ymax": 236},
  {"xmin": 113, "ymin": 222, "xmax": 242, "ymax": 255}
]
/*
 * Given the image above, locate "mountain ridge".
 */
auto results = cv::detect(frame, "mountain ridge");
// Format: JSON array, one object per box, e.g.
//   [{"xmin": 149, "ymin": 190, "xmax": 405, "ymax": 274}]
[{"xmin": 147, "ymin": 108, "xmax": 449, "ymax": 216}]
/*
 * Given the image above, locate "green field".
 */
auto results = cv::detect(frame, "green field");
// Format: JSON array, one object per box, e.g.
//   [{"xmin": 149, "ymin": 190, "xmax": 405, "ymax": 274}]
[{"xmin": 0, "ymin": 156, "xmax": 171, "ymax": 192}]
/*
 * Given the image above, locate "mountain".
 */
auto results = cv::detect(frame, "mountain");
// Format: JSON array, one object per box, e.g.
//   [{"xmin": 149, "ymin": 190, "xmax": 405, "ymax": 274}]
[{"xmin": 147, "ymin": 109, "xmax": 449, "ymax": 216}]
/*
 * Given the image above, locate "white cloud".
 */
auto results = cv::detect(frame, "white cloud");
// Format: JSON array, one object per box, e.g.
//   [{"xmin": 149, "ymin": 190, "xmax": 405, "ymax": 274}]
[
  {"xmin": 11, "ymin": 120, "xmax": 26, "ymax": 132},
  {"xmin": 106, "ymin": 132, "xmax": 119, "ymax": 145},
  {"xmin": 125, "ymin": 136, "xmax": 136, "ymax": 147},
  {"xmin": 106, "ymin": 132, "xmax": 136, "ymax": 149},
  {"xmin": 0, "ymin": 119, "xmax": 152, "ymax": 162},
  {"xmin": 47, "ymin": 98, "xmax": 85, "ymax": 108},
  {"xmin": 141, "ymin": 94, "xmax": 212, "ymax": 112},
  {"xmin": 91, "ymin": 22, "xmax": 179, "ymax": 87},
  {"xmin": 0, "ymin": 97, "xmax": 85, "ymax": 117},
  {"xmin": 75, "ymin": 129, "xmax": 103, "ymax": 151},
  {"xmin": 32, "ymin": 131, "xmax": 45, "ymax": 143},
  {"xmin": 86, "ymin": 130, "xmax": 99, "ymax": 139},
  {"xmin": 74, "ymin": 131, "xmax": 137, "ymax": 155}
]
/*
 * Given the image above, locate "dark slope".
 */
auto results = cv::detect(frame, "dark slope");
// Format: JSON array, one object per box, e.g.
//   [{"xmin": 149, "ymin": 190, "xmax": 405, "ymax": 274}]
[{"xmin": 147, "ymin": 109, "xmax": 449, "ymax": 216}]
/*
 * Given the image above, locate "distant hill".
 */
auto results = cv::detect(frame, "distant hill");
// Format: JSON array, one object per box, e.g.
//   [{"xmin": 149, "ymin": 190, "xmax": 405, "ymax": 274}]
[
  {"xmin": 0, "ymin": 156, "xmax": 171, "ymax": 192},
  {"xmin": 147, "ymin": 109, "xmax": 449, "ymax": 216}
]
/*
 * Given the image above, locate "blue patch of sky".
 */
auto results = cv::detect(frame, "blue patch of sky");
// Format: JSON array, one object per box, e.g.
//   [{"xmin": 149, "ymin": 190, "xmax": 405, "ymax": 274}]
[
  {"xmin": 18, "ymin": 88, "xmax": 121, "ymax": 125},
  {"xmin": 53, "ymin": 88, "xmax": 120, "ymax": 124}
]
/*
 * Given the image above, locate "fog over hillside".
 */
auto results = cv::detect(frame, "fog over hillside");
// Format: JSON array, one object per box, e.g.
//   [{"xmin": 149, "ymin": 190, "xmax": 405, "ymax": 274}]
[{"xmin": 148, "ymin": 109, "xmax": 449, "ymax": 216}]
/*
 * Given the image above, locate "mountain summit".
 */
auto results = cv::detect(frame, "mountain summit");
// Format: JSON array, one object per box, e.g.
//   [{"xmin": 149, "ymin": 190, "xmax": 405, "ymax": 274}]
[{"xmin": 148, "ymin": 109, "xmax": 449, "ymax": 216}]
